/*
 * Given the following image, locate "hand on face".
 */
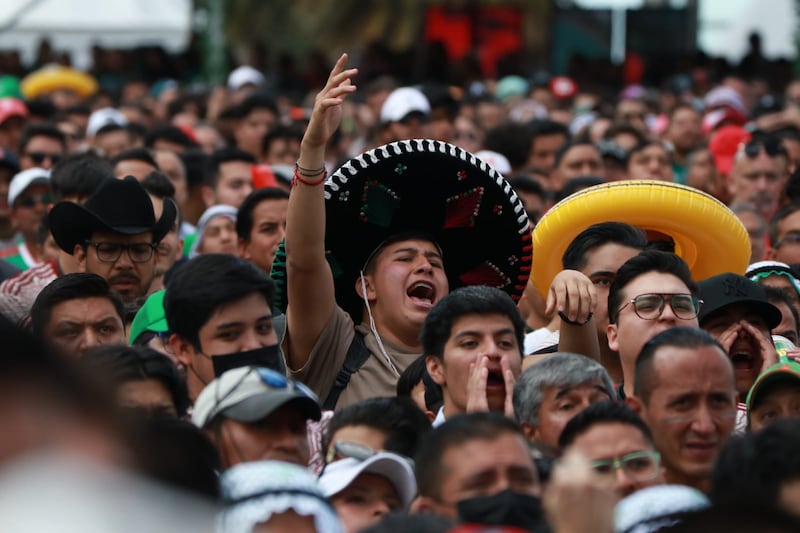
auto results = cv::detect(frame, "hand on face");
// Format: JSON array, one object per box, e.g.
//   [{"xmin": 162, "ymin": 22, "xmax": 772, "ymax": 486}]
[
  {"xmin": 545, "ymin": 269, "xmax": 596, "ymax": 324},
  {"xmin": 466, "ymin": 354, "xmax": 516, "ymax": 418},
  {"xmin": 717, "ymin": 320, "xmax": 777, "ymax": 374}
]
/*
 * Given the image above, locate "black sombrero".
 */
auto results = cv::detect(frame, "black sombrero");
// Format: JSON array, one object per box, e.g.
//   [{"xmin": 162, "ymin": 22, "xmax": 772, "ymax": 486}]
[
  {"xmin": 272, "ymin": 139, "xmax": 532, "ymax": 321},
  {"xmin": 49, "ymin": 175, "xmax": 177, "ymax": 254}
]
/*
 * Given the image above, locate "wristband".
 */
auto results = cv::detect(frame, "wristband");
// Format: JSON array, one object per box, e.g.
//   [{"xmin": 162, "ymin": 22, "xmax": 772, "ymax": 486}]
[
  {"xmin": 558, "ymin": 311, "xmax": 593, "ymax": 326},
  {"xmin": 295, "ymin": 162, "xmax": 326, "ymax": 176},
  {"xmin": 292, "ymin": 167, "xmax": 328, "ymax": 188}
]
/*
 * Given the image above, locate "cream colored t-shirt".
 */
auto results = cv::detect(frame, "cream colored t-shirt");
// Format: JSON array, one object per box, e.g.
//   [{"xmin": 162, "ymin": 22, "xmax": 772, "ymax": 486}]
[{"xmin": 285, "ymin": 306, "xmax": 420, "ymax": 409}]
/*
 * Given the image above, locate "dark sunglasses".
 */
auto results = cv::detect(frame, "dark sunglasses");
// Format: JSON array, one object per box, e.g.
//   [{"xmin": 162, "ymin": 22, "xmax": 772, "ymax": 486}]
[
  {"xmin": 15, "ymin": 193, "xmax": 52, "ymax": 208},
  {"xmin": 743, "ymin": 139, "xmax": 787, "ymax": 159},
  {"xmin": 25, "ymin": 152, "xmax": 63, "ymax": 165}
]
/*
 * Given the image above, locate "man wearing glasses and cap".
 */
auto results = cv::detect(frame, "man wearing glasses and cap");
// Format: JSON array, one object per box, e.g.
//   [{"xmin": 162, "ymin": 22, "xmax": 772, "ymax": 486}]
[
  {"xmin": 192, "ymin": 365, "xmax": 321, "ymax": 470},
  {"xmin": 48, "ymin": 176, "xmax": 176, "ymax": 304},
  {"xmin": 728, "ymin": 135, "xmax": 790, "ymax": 221},
  {"xmin": 607, "ymin": 250, "xmax": 702, "ymax": 400}
]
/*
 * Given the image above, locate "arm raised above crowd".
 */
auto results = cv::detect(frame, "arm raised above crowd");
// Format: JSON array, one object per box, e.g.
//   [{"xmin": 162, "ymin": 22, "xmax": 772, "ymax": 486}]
[
  {"xmin": 284, "ymin": 53, "xmax": 358, "ymax": 371},
  {"xmin": 546, "ymin": 269, "xmax": 601, "ymax": 360}
]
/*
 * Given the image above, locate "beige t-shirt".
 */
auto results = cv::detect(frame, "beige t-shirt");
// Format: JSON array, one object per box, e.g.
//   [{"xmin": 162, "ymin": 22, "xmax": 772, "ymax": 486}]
[{"xmin": 285, "ymin": 306, "xmax": 420, "ymax": 409}]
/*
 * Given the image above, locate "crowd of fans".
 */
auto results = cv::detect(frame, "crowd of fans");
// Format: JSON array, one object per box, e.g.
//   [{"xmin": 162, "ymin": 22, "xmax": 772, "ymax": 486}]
[{"xmin": 4, "ymin": 32, "xmax": 800, "ymax": 532}]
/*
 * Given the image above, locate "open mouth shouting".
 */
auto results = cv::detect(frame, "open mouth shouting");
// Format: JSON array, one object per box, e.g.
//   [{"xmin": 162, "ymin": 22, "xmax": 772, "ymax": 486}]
[{"xmin": 407, "ymin": 281, "xmax": 436, "ymax": 309}]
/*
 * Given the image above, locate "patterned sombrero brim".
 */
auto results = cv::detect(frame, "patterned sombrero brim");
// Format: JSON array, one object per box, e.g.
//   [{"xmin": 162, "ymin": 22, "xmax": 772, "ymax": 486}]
[{"xmin": 272, "ymin": 139, "xmax": 532, "ymax": 321}]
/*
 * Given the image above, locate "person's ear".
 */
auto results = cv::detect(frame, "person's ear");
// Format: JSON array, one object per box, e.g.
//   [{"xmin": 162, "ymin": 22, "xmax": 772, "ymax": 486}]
[
  {"xmin": 201, "ymin": 185, "xmax": 216, "ymax": 208},
  {"xmin": 426, "ymin": 355, "xmax": 445, "ymax": 386},
  {"xmin": 626, "ymin": 395, "xmax": 644, "ymax": 415},
  {"xmin": 354, "ymin": 273, "xmax": 376, "ymax": 301},
  {"xmin": 238, "ymin": 237, "xmax": 250, "ymax": 260},
  {"xmin": 170, "ymin": 333, "xmax": 196, "ymax": 370},
  {"xmin": 519, "ymin": 420, "xmax": 538, "ymax": 442},
  {"xmin": 73, "ymin": 244, "xmax": 87, "ymax": 272},
  {"xmin": 607, "ymin": 322, "xmax": 620, "ymax": 352}
]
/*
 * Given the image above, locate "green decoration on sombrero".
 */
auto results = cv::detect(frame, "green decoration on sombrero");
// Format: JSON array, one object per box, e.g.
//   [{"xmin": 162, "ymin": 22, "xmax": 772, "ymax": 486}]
[{"xmin": 271, "ymin": 139, "xmax": 532, "ymax": 322}]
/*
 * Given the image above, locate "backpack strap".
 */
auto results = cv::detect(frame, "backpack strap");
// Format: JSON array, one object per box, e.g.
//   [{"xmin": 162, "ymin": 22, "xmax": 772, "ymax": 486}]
[{"xmin": 323, "ymin": 331, "xmax": 369, "ymax": 410}]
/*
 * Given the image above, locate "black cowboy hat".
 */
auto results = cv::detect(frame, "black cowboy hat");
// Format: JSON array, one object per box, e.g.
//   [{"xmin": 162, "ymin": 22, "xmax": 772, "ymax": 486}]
[
  {"xmin": 49, "ymin": 175, "xmax": 177, "ymax": 254},
  {"xmin": 272, "ymin": 139, "xmax": 532, "ymax": 321}
]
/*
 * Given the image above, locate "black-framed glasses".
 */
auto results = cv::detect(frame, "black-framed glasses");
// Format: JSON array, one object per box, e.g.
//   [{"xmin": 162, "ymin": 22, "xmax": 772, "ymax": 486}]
[
  {"xmin": 590, "ymin": 450, "xmax": 661, "ymax": 482},
  {"xmin": 25, "ymin": 151, "xmax": 63, "ymax": 165},
  {"xmin": 84, "ymin": 241, "xmax": 157, "ymax": 263},
  {"xmin": 742, "ymin": 139, "xmax": 788, "ymax": 159},
  {"xmin": 15, "ymin": 193, "xmax": 52, "ymax": 208},
  {"xmin": 618, "ymin": 293, "xmax": 702, "ymax": 320}
]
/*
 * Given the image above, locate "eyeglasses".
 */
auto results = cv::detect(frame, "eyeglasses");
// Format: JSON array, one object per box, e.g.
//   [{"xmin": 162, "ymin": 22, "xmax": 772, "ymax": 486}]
[
  {"xmin": 590, "ymin": 450, "xmax": 661, "ymax": 482},
  {"xmin": 15, "ymin": 193, "xmax": 52, "ymax": 208},
  {"xmin": 617, "ymin": 293, "xmax": 702, "ymax": 320},
  {"xmin": 774, "ymin": 233, "xmax": 800, "ymax": 248},
  {"xmin": 25, "ymin": 151, "xmax": 63, "ymax": 165},
  {"xmin": 84, "ymin": 241, "xmax": 157, "ymax": 263},
  {"xmin": 742, "ymin": 139, "xmax": 788, "ymax": 159}
]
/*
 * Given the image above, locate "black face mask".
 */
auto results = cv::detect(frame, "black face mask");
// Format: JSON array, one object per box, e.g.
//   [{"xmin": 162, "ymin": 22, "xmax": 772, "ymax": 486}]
[
  {"xmin": 211, "ymin": 345, "xmax": 283, "ymax": 377},
  {"xmin": 456, "ymin": 489, "xmax": 548, "ymax": 532}
]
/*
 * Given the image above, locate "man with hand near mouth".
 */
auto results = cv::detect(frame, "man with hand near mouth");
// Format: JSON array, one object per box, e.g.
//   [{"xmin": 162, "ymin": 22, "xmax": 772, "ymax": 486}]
[
  {"xmin": 422, "ymin": 286, "xmax": 525, "ymax": 425},
  {"xmin": 698, "ymin": 272, "xmax": 781, "ymax": 431}
]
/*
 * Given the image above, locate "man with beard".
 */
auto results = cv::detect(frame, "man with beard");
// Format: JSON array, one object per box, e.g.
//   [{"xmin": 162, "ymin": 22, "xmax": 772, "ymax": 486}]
[
  {"xmin": 728, "ymin": 136, "xmax": 790, "ymax": 222},
  {"xmin": 48, "ymin": 176, "xmax": 176, "ymax": 306},
  {"xmin": 698, "ymin": 272, "xmax": 781, "ymax": 431}
]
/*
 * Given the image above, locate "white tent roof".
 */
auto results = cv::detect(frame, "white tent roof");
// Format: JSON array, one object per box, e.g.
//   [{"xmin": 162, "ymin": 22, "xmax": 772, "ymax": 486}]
[{"xmin": 0, "ymin": 0, "xmax": 192, "ymax": 70}]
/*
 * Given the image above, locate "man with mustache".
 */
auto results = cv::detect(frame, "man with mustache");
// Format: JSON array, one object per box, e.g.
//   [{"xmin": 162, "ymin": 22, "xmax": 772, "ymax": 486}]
[
  {"xmin": 48, "ymin": 176, "xmax": 176, "ymax": 306},
  {"xmin": 727, "ymin": 136, "xmax": 790, "ymax": 222}
]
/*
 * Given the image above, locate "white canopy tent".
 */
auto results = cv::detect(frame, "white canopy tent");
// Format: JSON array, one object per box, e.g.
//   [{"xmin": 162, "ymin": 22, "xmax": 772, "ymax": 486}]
[{"xmin": 0, "ymin": 0, "xmax": 193, "ymax": 70}]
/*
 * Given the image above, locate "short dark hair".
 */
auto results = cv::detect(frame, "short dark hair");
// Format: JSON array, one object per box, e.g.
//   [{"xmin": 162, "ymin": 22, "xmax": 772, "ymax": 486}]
[
  {"xmin": 414, "ymin": 412, "xmax": 526, "ymax": 499},
  {"xmin": 396, "ymin": 354, "xmax": 443, "ymax": 412},
  {"xmin": 554, "ymin": 140, "xmax": 600, "ymax": 169},
  {"xmin": 164, "ymin": 254, "xmax": 275, "ymax": 348},
  {"xmin": 359, "ymin": 513, "xmax": 453, "ymax": 533},
  {"xmin": 235, "ymin": 187, "xmax": 289, "ymax": 241},
  {"xmin": 558, "ymin": 400, "xmax": 654, "ymax": 449},
  {"xmin": 634, "ymin": 326, "xmax": 725, "ymax": 403},
  {"xmin": 323, "ymin": 396, "xmax": 431, "ymax": 459},
  {"xmin": 110, "ymin": 147, "xmax": 159, "ymax": 170},
  {"xmin": 81, "ymin": 344, "xmax": 191, "ymax": 416},
  {"xmin": 49, "ymin": 153, "xmax": 114, "ymax": 202},
  {"xmin": 204, "ymin": 147, "xmax": 257, "ymax": 188},
  {"xmin": 483, "ymin": 123, "xmax": 532, "ymax": 169},
  {"xmin": 262, "ymin": 124, "xmax": 302, "ymax": 155},
  {"xmin": 529, "ymin": 119, "xmax": 570, "ymax": 143},
  {"xmin": 236, "ymin": 92, "xmax": 278, "ymax": 118},
  {"xmin": 764, "ymin": 285, "xmax": 799, "ymax": 340},
  {"xmin": 562, "ymin": 222, "xmax": 648, "ymax": 271},
  {"xmin": 144, "ymin": 125, "xmax": 198, "ymax": 150},
  {"xmin": 711, "ymin": 419, "xmax": 800, "ymax": 515},
  {"xmin": 768, "ymin": 204, "xmax": 800, "ymax": 247},
  {"xmin": 140, "ymin": 170, "xmax": 176, "ymax": 199},
  {"xmin": 95, "ymin": 123, "xmax": 126, "ymax": 137},
  {"xmin": 506, "ymin": 174, "xmax": 545, "ymax": 196},
  {"xmin": 603, "ymin": 123, "xmax": 646, "ymax": 146},
  {"xmin": 627, "ymin": 140, "xmax": 672, "ymax": 168},
  {"xmin": 608, "ymin": 250, "xmax": 697, "ymax": 324},
  {"xmin": 19, "ymin": 123, "xmax": 67, "ymax": 153},
  {"xmin": 31, "ymin": 273, "xmax": 125, "ymax": 338},
  {"xmin": 420, "ymin": 286, "xmax": 525, "ymax": 360}
]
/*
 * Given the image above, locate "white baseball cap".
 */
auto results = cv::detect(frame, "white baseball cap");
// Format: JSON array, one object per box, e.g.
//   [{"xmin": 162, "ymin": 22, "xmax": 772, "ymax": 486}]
[
  {"xmin": 228, "ymin": 65, "xmax": 265, "ymax": 91},
  {"xmin": 8, "ymin": 167, "xmax": 50, "ymax": 207},
  {"xmin": 318, "ymin": 452, "xmax": 417, "ymax": 509},
  {"xmin": 86, "ymin": 107, "xmax": 128, "ymax": 138},
  {"xmin": 380, "ymin": 87, "xmax": 430, "ymax": 124},
  {"xmin": 475, "ymin": 150, "xmax": 511, "ymax": 175}
]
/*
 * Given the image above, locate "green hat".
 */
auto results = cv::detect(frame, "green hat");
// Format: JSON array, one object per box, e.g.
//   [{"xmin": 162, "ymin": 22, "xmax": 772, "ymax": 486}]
[
  {"xmin": 745, "ymin": 359, "xmax": 800, "ymax": 424},
  {"xmin": 129, "ymin": 290, "xmax": 168, "ymax": 344}
]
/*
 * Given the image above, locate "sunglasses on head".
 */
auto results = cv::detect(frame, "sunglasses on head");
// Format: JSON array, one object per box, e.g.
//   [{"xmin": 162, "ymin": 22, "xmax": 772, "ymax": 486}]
[{"xmin": 742, "ymin": 139, "xmax": 787, "ymax": 159}]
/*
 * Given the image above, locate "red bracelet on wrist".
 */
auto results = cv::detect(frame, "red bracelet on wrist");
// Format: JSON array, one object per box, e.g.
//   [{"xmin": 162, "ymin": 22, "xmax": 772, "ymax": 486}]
[{"xmin": 292, "ymin": 166, "xmax": 328, "ymax": 188}]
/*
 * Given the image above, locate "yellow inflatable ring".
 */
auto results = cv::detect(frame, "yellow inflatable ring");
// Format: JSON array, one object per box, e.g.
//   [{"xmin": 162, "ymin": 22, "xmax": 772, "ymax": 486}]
[
  {"xmin": 21, "ymin": 65, "xmax": 98, "ymax": 100},
  {"xmin": 531, "ymin": 180, "xmax": 750, "ymax": 298}
]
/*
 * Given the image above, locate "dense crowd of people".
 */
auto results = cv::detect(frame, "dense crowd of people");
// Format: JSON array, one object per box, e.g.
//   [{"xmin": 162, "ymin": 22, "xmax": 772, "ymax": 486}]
[{"xmin": 3, "ymin": 34, "xmax": 800, "ymax": 532}]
